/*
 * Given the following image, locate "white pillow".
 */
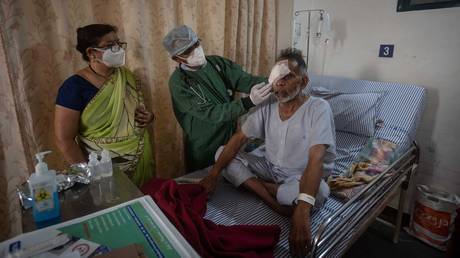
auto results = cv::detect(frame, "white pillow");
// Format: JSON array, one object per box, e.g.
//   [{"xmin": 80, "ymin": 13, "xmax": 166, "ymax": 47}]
[{"xmin": 311, "ymin": 87, "xmax": 383, "ymax": 137}]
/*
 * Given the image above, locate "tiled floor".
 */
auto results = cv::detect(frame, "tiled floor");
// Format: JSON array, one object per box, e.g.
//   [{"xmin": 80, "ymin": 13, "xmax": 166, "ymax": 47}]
[{"xmin": 344, "ymin": 220, "xmax": 444, "ymax": 258}]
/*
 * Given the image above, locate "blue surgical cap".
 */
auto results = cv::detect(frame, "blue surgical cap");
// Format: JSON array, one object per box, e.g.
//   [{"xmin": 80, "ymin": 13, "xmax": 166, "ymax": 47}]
[{"xmin": 163, "ymin": 25, "xmax": 198, "ymax": 56}]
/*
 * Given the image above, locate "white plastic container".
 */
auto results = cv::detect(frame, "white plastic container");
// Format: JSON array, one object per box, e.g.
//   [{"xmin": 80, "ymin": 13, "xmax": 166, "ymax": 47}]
[
  {"xmin": 409, "ymin": 184, "xmax": 460, "ymax": 250},
  {"xmin": 88, "ymin": 151, "xmax": 101, "ymax": 180},
  {"xmin": 100, "ymin": 149, "xmax": 113, "ymax": 177},
  {"xmin": 28, "ymin": 151, "xmax": 60, "ymax": 223}
]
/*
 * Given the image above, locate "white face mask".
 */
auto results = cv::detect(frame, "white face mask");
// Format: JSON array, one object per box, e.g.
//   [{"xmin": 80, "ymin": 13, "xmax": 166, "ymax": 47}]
[
  {"xmin": 182, "ymin": 46, "xmax": 206, "ymax": 67},
  {"xmin": 96, "ymin": 48, "xmax": 126, "ymax": 67}
]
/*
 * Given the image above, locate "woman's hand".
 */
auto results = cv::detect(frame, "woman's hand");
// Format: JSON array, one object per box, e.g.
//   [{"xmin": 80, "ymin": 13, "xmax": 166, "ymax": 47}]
[{"xmin": 135, "ymin": 106, "xmax": 154, "ymax": 128}]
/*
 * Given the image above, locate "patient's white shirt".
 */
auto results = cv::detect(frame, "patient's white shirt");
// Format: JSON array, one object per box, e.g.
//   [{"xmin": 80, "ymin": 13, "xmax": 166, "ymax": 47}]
[{"xmin": 242, "ymin": 95, "xmax": 336, "ymax": 177}]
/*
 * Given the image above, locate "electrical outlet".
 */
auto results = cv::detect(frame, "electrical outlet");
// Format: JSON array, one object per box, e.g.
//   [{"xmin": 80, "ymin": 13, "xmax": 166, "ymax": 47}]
[{"xmin": 379, "ymin": 44, "xmax": 394, "ymax": 58}]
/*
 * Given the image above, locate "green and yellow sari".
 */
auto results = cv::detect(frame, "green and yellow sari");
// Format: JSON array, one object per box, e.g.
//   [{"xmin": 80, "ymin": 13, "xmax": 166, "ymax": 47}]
[{"xmin": 79, "ymin": 67, "xmax": 153, "ymax": 187}]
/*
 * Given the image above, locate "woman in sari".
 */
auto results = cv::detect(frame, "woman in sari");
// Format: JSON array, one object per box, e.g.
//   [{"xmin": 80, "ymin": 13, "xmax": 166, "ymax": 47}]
[{"xmin": 54, "ymin": 24, "xmax": 154, "ymax": 187}]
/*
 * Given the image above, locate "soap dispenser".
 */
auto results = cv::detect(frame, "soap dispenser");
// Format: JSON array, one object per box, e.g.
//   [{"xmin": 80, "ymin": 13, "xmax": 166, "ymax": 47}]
[
  {"xmin": 88, "ymin": 151, "xmax": 101, "ymax": 180},
  {"xmin": 28, "ymin": 151, "xmax": 60, "ymax": 223},
  {"xmin": 100, "ymin": 149, "xmax": 113, "ymax": 177}
]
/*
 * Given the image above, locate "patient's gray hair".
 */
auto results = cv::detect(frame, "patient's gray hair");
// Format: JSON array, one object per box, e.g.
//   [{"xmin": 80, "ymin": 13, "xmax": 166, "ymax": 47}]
[{"xmin": 276, "ymin": 48, "xmax": 308, "ymax": 76}]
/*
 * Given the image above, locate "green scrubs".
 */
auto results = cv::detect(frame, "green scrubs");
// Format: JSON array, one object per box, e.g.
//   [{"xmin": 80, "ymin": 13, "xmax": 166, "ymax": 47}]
[{"xmin": 169, "ymin": 55, "xmax": 266, "ymax": 172}]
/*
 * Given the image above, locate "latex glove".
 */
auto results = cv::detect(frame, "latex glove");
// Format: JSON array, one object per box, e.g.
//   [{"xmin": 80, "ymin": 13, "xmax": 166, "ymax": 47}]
[
  {"xmin": 289, "ymin": 202, "xmax": 313, "ymax": 257},
  {"xmin": 249, "ymin": 82, "xmax": 272, "ymax": 105}
]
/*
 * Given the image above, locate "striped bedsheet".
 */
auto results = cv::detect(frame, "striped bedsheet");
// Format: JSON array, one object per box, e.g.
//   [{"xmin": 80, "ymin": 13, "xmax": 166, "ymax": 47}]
[
  {"xmin": 179, "ymin": 131, "xmax": 365, "ymax": 256},
  {"xmin": 177, "ymin": 75, "xmax": 426, "ymax": 257},
  {"xmin": 205, "ymin": 181, "xmax": 345, "ymax": 256},
  {"xmin": 175, "ymin": 174, "xmax": 346, "ymax": 256}
]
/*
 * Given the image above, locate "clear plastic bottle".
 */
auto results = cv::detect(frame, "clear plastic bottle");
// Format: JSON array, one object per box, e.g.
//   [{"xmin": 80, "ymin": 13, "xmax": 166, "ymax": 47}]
[
  {"xmin": 28, "ymin": 151, "xmax": 60, "ymax": 223},
  {"xmin": 88, "ymin": 151, "xmax": 101, "ymax": 180},
  {"xmin": 100, "ymin": 149, "xmax": 113, "ymax": 177}
]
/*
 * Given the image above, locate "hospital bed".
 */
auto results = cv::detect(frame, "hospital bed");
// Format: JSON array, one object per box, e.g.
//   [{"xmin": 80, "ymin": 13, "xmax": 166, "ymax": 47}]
[{"xmin": 177, "ymin": 74, "xmax": 426, "ymax": 257}]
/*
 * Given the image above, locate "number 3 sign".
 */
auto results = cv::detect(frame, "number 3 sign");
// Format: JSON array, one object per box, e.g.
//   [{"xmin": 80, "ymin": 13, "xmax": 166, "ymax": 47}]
[{"xmin": 379, "ymin": 44, "xmax": 394, "ymax": 57}]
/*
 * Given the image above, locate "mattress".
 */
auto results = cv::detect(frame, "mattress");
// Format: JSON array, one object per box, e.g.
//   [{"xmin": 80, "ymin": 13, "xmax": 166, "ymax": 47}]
[{"xmin": 177, "ymin": 75, "xmax": 426, "ymax": 257}]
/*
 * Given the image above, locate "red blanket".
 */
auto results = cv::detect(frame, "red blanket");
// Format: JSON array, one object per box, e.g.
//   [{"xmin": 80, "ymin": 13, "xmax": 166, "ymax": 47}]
[{"xmin": 141, "ymin": 179, "xmax": 280, "ymax": 258}]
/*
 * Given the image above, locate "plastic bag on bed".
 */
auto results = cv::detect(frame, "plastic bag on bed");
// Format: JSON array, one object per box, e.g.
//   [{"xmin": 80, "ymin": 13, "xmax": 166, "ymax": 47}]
[
  {"xmin": 351, "ymin": 138, "xmax": 398, "ymax": 177},
  {"xmin": 328, "ymin": 138, "xmax": 398, "ymax": 199},
  {"xmin": 346, "ymin": 137, "xmax": 397, "ymax": 178}
]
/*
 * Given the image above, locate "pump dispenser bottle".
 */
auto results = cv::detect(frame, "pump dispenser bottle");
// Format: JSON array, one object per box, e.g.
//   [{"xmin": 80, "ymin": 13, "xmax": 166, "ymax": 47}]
[
  {"xmin": 100, "ymin": 149, "xmax": 113, "ymax": 177},
  {"xmin": 88, "ymin": 151, "xmax": 101, "ymax": 180},
  {"xmin": 28, "ymin": 151, "xmax": 60, "ymax": 223}
]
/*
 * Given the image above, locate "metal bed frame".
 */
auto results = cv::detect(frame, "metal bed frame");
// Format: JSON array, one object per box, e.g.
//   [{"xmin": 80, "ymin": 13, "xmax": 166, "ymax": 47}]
[{"xmin": 311, "ymin": 142, "xmax": 420, "ymax": 257}]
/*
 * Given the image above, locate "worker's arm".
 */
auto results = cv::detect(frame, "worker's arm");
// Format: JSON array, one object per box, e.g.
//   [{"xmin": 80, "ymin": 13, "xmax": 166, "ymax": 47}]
[
  {"xmin": 209, "ymin": 56, "xmax": 267, "ymax": 94},
  {"xmin": 170, "ymin": 77, "xmax": 254, "ymax": 124},
  {"xmin": 54, "ymin": 105, "xmax": 86, "ymax": 164}
]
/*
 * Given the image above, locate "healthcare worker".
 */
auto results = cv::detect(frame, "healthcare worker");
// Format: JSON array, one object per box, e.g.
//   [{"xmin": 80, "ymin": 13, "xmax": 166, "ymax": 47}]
[{"xmin": 163, "ymin": 25, "xmax": 271, "ymax": 172}]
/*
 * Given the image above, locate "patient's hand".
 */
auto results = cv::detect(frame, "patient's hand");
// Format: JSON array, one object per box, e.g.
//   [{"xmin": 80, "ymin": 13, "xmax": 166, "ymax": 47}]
[
  {"xmin": 289, "ymin": 202, "xmax": 312, "ymax": 257},
  {"xmin": 199, "ymin": 172, "xmax": 219, "ymax": 194}
]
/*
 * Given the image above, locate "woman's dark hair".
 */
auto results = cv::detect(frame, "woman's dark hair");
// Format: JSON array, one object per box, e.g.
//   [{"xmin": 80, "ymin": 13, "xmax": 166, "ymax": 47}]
[{"xmin": 76, "ymin": 24, "xmax": 117, "ymax": 61}]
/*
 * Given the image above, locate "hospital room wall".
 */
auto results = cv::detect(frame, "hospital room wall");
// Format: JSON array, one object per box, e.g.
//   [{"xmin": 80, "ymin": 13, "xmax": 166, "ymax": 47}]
[
  {"xmin": 287, "ymin": 1, "xmax": 460, "ymax": 206},
  {"xmin": 276, "ymin": 0, "xmax": 294, "ymax": 55}
]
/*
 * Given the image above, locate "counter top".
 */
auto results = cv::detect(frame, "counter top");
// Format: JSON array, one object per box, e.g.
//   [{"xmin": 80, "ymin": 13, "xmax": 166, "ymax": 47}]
[{"xmin": 22, "ymin": 168, "xmax": 143, "ymax": 233}]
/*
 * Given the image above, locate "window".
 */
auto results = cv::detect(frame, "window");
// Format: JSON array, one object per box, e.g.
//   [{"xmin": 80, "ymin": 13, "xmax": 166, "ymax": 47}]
[{"xmin": 397, "ymin": 0, "xmax": 460, "ymax": 12}]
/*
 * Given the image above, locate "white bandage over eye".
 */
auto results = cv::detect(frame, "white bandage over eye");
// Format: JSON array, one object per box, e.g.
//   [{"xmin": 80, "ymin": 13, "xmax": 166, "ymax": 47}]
[{"xmin": 268, "ymin": 61, "xmax": 291, "ymax": 84}]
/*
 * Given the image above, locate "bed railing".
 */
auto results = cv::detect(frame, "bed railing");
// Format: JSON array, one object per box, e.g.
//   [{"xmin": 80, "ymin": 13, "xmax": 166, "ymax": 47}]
[{"xmin": 310, "ymin": 142, "xmax": 420, "ymax": 258}]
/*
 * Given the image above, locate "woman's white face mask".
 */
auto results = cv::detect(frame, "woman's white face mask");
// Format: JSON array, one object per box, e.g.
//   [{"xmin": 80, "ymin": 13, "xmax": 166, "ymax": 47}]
[
  {"xmin": 95, "ymin": 48, "xmax": 126, "ymax": 68},
  {"xmin": 180, "ymin": 46, "xmax": 206, "ymax": 67}
]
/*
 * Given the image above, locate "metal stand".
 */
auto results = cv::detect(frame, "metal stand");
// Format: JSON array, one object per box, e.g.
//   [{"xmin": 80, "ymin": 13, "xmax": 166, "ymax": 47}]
[{"xmin": 294, "ymin": 9, "xmax": 325, "ymax": 70}]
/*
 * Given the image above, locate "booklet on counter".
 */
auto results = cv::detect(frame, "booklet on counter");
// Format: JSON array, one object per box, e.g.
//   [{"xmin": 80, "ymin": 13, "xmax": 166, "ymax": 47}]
[{"xmin": 0, "ymin": 196, "xmax": 199, "ymax": 258}]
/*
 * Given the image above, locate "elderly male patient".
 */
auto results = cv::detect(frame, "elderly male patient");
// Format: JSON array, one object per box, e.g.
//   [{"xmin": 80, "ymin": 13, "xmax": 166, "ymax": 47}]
[{"xmin": 199, "ymin": 48, "xmax": 336, "ymax": 257}]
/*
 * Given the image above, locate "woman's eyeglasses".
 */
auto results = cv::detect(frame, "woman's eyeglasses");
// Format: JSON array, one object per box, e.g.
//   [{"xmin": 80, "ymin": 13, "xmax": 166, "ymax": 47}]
[{"xmin": 94, "ymin": 42, "xmax": 127, "ymax": 53}]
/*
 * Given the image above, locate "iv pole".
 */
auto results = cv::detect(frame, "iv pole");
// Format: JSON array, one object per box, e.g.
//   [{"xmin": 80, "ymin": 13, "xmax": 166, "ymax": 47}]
[{"xmin": 294, "ymin": 9, "xmax": 325, "ymax": 71}]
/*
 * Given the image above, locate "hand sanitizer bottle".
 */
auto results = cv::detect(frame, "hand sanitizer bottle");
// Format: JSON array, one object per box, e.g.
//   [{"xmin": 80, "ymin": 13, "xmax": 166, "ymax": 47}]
[
  {"xmin": 28, "ymin": 151, "xmax": 60, "ymax": 223},
  {"xmin": 88, "ymin": 151, "xmax": 101, "ymax": 180},
  {"xmin": 100, "ymin": 149, "xmax": 113, "ymax": 177}
]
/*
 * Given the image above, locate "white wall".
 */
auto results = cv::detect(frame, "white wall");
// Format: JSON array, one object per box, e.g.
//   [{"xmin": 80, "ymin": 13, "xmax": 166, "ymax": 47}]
[
  {"xmin": 291, "ymin": 0, "xmax": 460, "ymax": 207},
  {"xmin": 277, "ymin": 0, "xmax": 294, "ymax": 55}
]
